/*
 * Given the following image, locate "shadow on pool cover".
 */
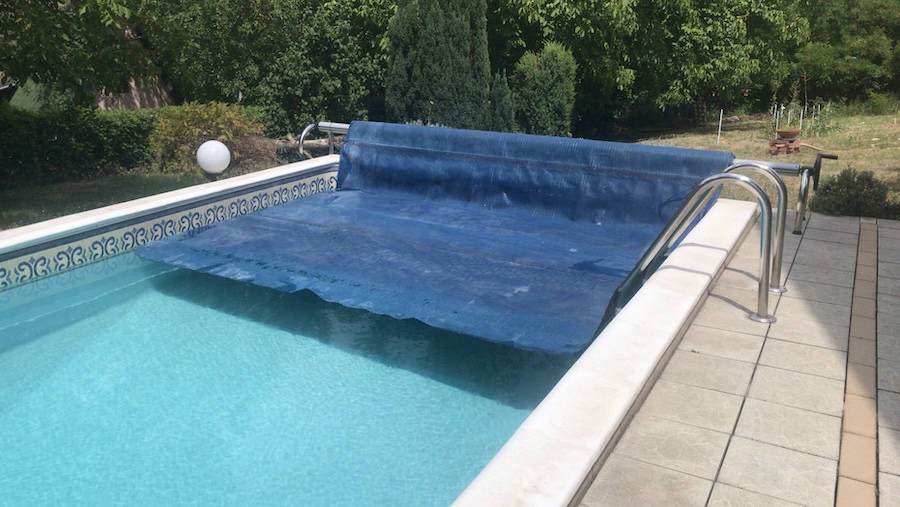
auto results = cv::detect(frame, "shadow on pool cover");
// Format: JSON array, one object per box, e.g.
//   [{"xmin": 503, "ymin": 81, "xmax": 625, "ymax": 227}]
[{"xmin": 138, "ymin": 121, "xmax": 734, "ymax": 354}]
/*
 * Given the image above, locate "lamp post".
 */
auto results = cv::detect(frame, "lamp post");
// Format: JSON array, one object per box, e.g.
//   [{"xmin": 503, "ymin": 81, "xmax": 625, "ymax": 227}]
[{"xmin": 197, "ymin": 140, "xmax": 231, "ymax": 181}]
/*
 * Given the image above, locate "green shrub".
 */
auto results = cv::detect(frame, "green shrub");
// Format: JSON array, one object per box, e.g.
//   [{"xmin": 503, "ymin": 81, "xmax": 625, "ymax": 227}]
[
  {"xmin": 810, "ymin": 166, "xmax": 900, "ymax": 218},
  {"xmin": 0, "ymin": 104, "xmax": 154, "ymax": 188},
  {"xmin": 148, "ymin": 102, "xmax": 263, "ymax": 173},
  {"xmin": 512, "ymin": 42, "xmax": 577, "ymax": 137}
]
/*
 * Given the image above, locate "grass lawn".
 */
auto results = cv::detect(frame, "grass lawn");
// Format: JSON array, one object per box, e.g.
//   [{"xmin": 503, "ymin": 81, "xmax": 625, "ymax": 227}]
[
  {"xmin": 1, "ymin": 113, "xmax": 897, "ymax": 231},
  {"xmin": 0, "ymin": 172, "xmax": 207, "ymax": 230},
  {"xmin": 639, "ymin": 113, "xmax": 900, "ymax": 208}
]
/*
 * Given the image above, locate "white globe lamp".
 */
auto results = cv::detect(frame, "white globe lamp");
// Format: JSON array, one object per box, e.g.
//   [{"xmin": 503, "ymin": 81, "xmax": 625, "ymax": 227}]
[{"xmin": 197, "ymin": 140, "xmax": 231, "ymax": 180}]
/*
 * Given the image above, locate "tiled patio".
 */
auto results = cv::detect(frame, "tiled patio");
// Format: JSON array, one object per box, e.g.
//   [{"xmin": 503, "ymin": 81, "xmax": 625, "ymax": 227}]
[{"xmin": 579, "ymin": 212, "xmax": 900, "ymax": 506}]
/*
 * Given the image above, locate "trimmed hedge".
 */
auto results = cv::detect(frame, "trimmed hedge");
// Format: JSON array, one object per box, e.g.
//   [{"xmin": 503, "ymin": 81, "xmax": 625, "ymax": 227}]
[
  {"xmin": 0, "ymin": 102, "xmax": 268, "ymax": 189},
  {"xmin": 0, "ymin": 104, "xmax": 155, "ymax": 188}
]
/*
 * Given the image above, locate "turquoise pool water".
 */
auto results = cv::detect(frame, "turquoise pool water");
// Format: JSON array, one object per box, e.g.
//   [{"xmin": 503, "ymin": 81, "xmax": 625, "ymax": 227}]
[{"xmin": 0, "ymin": 253, "xmax": 574, "ymax": 506}]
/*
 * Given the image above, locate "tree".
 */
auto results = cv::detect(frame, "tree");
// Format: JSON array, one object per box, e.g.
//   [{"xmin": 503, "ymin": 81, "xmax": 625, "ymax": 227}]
[
  {"xmin": 794, "ymin": 0, "xmax": 899, "ymax": 101},
  {"xmin": 512, "ymin": 42, "xmax": 577, "ymax": 136},
  {"xmin": 141, "ymin": 0, "xmax": 391, "ymax": 134},
  {"xmin": 385, "ymin": 0, "xmax": 492, "ymax": 129},
  {"xmin": 486, "ymin": 71, "xmax": 514, "ymax": 132},
  {"xmin": 0, "ymin": 0, "xmax": 157, "ymax": 104},
  {"xmin": 630, "ymin": 0, "xmax": 808, "ymax": 115}
]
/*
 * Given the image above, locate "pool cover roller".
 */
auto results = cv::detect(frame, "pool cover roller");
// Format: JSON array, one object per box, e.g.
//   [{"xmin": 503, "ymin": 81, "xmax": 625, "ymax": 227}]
[{"xmin": 138, "ymin": 121, "xmax": 734, "ymax": 354}]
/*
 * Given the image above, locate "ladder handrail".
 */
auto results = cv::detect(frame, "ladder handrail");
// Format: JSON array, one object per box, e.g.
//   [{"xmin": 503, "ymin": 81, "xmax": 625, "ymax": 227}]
[
  {"xmin": 734, "ymin": 154, "xmax": 838, "ymax": 234},
  {"xmin": 298, "ymin": 121, "xmax": 351, "ymax": 158},
  {"xmin": 723, "ymin": 162, "xmax": 788, "ymax": 293},
  {"xmin": 614, "ymin": 172, "xmax": 775, "ymax": 323}
]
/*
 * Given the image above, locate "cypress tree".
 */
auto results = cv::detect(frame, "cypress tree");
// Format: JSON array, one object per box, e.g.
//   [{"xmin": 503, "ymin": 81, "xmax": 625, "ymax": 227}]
[
  {"xmin": 513, "ymin": 42, "xmax": 577, "ymax": 137},
  {"xmin": 386, "ymin": 0, "xmax": 491, "ymax": 129},
  {"xmin": 486, "ymin": 71, "xmax": 514, "ymax": 132}
]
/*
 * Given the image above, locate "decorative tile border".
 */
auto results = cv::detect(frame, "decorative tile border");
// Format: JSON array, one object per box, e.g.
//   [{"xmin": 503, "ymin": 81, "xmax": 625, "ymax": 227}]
[{"xmin": 0, "ymin": 168, "xmax": 337, "ymax": 291}]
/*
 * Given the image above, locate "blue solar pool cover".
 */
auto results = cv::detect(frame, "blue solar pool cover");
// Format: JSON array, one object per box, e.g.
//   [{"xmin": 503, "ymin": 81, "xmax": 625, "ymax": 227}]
[{"xmin": 138, "ymin": 121, "xmax": 734, "ymax": 354}]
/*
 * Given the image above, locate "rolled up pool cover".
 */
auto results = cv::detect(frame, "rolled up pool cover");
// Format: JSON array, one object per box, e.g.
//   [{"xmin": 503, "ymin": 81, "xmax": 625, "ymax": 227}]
[{"xmin": 138, "ymin": 121, "xmax": 734, "ymax": 354}]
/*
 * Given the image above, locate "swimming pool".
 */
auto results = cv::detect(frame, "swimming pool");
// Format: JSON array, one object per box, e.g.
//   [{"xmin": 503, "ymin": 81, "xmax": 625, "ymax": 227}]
[
  {"xmin": 0, "ymin": 137, "xmax": 766, "ymax": 505},
  {"xmin": 0, "ymin": 253, "xmax": 574, "ymax": 505}
]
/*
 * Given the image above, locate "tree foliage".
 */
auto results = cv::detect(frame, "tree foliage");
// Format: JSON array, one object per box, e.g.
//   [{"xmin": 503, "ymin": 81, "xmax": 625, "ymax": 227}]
[
  {"xmin": 142, "ymin": 0, "xmax": 390, "ymax": 135},
  {"xmin": 2, "ymin": 0, "xmax": 894, "ymax": 141},
  {"xmin": 496, "ymin": 0, "xmax": 808, "ymax": 127},
  {"xmin": 386, "ymin": 0, "xmax": 492, "ymax": 129},
  {"xmin": 0, "ymin": 0, "xmax": 157, "ymax": 104},
  {"xmin": 794, "ymin": 0, "xmax": 900, "ymax": 101}
]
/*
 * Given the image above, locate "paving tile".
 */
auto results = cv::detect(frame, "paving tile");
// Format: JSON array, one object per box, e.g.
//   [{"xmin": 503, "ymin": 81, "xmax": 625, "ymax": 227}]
[
  {"xmin": 839, "ymin": 432, "xmax": 876, "ymax": 484},
  {"xmin": 848, "ymin": 336, "xmax": 876, "ymax": 366},
  {"xmin": 879, "ymin": 472, "xmax": 900, "ymax": 507},
  {"xmin": 774, "ymin": 296, "xmax": 851, "ymax": 327},
  {"xmin": 835, "ymin": 476, "xmax": 876, "ymax": 507},
  {"xmin": 852, "ymin": 296, "xmax": 877, "ymax": 319},
  {"xmin": 881, "ymin": 277, "xmax": 900, "ymax": 297},
  {"xmin": 733, "ymin": 398, "xmax": 841, "ymax": 459},
  {"xmin": 858, "ymin": 251, "xmax": 877, "ymax": 267},
  {"xmin": 807, "ymin": 214, "xmax": 860, "ymax": 233},
  {"xmin": 612, "ymin": 414, "xmax": 729, "ymax": 480},
  {"xmin": 881, "ymin": 335, "xmax": 900, "ymax": 362},
  {"xmin": 707, "ymin": 483, "xmax": 804, "ymax": 506},
  {"xmin": 843, "ymin": 394, "xmax": 877, "ymax": 438},
  {"xmin": 748, "ymin": 365, "xmax": 844, "ymax": 416},
  {"xmin": 781, "ymin": 278, "xmax": 853, "ymax": 306},
  {"xmin": 787, "ymin": 262, "xmax": 855, "ymax": 288},
  {"xmin": 851, "ymin": 315, "xmax": 877, "ymax": 340},
  {"xmin": 846, "ymin": 364, "xmax": 877, "ymax": 399},
  {"xmin": 879, "ymin": 390, "xmax": 900, "ymax": 431},
  {"xmin": 793, "ymin": 239, "xmax": 858, "ymax": 272},
  {"xmin": 758, "ymin": 339, "xmax": 846, "ymax": 380},
  {"xmin": 766, "ymin": 315, "xmax": 848, "ymax": 351},
  {"xmin": 882, "ymin": 236, "xmax": 900, "ymax": 252},
  {"xmin": 880, "ymin": 427, "xmax": 900, "ymax": 476},
  {"xmin": 880, "ymin": 293, "xmax": 900, "ymax": 320},
  {"xmin": 678, "ymin": 324, "xmax": 764, "ymax": 363},
  {"xmin": 580, "ymin": 455, "xmax": 712, "ymax": 507},
  {"xmin": 716, "ymin": 266, "xmax": 767, "ymax": 292},
  {"xmin": 856, "ymin": 264, "xmax": 878, "ymax": 283},
  {"xmin": 717, "ymin": 436, "xmax": 836, "ymax": 506},
  {"xmin": 640, "ymin": 378, "xmax": 743, "ymax": 433},
  {"xmin": 802, "ymin": 227, "xmax": 859, "ymax": 245},
  {"xmin": 881, "ymin": 261, "xmax": 900, "ymax": 280},
  {"xmin": 881, "ymin": 314, "xmax": 900, "ymax": 337},
  {"xmin": 880, "ymin": 358, "xmax": 900, "ymax": 393},
  {"xmin": 661, "ymin": 350, "xmax": 756, "ymax": 396},
  {"xmin": 856, "ymin": 281, "xmax": 877, "ymax": 299},
  {"xmin": 859, "ymin": 238, "xmax": 877, "ymax": 255},
  {"xmin": 690, "ymin": 292, "xmax": 773, "ymax": 336}
]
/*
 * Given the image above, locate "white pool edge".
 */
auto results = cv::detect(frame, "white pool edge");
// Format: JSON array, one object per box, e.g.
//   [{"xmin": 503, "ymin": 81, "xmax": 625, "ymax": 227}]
[{"xmin": 453, "ymin": 198, "xmax": 761, "ymax": 507}]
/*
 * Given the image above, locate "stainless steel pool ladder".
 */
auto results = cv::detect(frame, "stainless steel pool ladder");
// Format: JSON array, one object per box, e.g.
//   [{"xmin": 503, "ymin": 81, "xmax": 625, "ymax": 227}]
[
  {"xmin": 724, "ymin": 162, "xmax": 789, "ymax": 294},
  {"xmin": 612, "ymin": 172, "xmax": 777, "ymax": 323},
  {"xmin": 298, "ymin": 121, "xmax": 350, "ymax": 158}
]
